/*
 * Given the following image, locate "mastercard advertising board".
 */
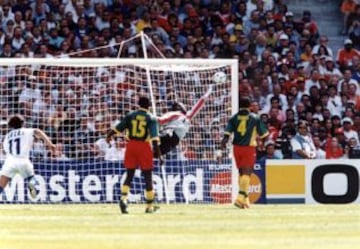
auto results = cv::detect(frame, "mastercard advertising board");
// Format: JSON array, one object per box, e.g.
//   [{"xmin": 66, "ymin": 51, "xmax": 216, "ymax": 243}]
[{"xmin": 225, "ymin": 160, "xmax": 267, "ymax": 204}]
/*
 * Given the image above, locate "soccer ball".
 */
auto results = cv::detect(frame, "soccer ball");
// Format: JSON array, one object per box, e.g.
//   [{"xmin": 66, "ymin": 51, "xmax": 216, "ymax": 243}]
[{"xmin": 213, "ymin": 71, "xmax": 227, "ymax": 84}]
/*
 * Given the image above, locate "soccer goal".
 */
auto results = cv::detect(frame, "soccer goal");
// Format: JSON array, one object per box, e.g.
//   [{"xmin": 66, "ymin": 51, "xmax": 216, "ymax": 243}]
[{"xmin": 0, "ymin": 58, "xmax": 238, "ymax": 204}]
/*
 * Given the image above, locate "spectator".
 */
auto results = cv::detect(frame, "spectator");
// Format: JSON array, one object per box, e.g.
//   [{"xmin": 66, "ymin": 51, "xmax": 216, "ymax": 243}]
[
  {"xmin": 274, "ymin": 125, "xmax": 295, "ymax": 159},
  {"xmin": 136, "ymin": 10, "xmax": 151, "ymax": 32},
  {"xmin": 267, "ymin": 96, "xmax": 286, "ymax": 123},
  {"xmin": 300, "ymin": 42, "xmax": 313, "ymax": 62},
  {"xmin": 336, "ymin": 39, "xmax": 360, "ymax": 71},
  {"xmin": 0, "ymin": 3, "xmax": 14, "ymax": 30},
  {"xmin": 20, "ymin": 42, "xmax": 34, "ymax": 58},
  {"xmin": 312, "ymin": 35, "xmax": 333, "ymax": 57},
  {"xmin": 264, "ymin": 83, "xmax": 288, "ymax": 110},
  {"xmin": 290, "ymin": 120, "xmax": 317, "ymax": 159},
  {"xmin": 339, "ymin": 69, "xmax": 358, "ymax": 94},
  {"xmin": 33, "ymin": 2, "xmax": 47, "ymax": 26},
  {"xmin": 325, "ymin": 136, "xmax": 344, "ymax": 159},
  {"xmin": 48, "ymin": 28, "xmax": 64, "ymax": 51},
  {"xmin": 305, "ymin": 69, "xmax": 321, "ymax": 94},
  {"xmin": 352, "ymin": 56, "xmax": 360, "ymax": 81},
  {"xmin": 332, "ymin": 114, "xmax": 343, "ymax": 130},
  {"xmin": 11, "ymin": 26, "xmax": 25, "ymax": 52},
  {"xmin": 53, "ymin": 143, "xmax": 70, "ymax": 161},
  {"xmin": 348, "ymin": 85, "xmax": 359, "ymax": 104},
  {"xmin": 250, "ymin": 100, "xmax": 261, "ymax": 114},
  {"xmin": 312, "ymin": 134, "xmax": 326, "ymax": 159},
  {"xmin": 258, "ymin": 140, "xmax": 281, "ymax": 163},
  {"xmin": 243, "ymin": 10, "xmax": 260, "ymax": 36},
  {"xmin": 274, "ymin": 33, "xmax": 289, "ymax": 56},
  {"xmin": 328, "ymin": 85, "xmax": 343, "ymax": 116},
  {"xmin": 320, "ymin": 56, "xmax": 343, "ymax": 78},
  {"xmin": 348, "ymin": 5, "xmax": 360, "ymax": 49},
  {"xmin": 0, "ymin": 42, "xmax": 13, "ymax": 57},
  {"xmin": 346, "ymin": 137, "xmax": 360, "ymax": 158},
  {"xmin": 94, "ymin": 135, "xmax": 125, "ymax": 161},
  {"xmin": 295, "ymin": 76, "xmax": 307, "ymax": 98},
  {"xmin": 342, "ymin": 117, "xmax": 359, "ymax": 143},
  {"xmin": 352, "ymin": 112, "xmax": 360, "ymax": 133},
  {"xmin": 340, "ymin": 0, "xmax": 357, "ymax": 34},
  {"xmin": 301, "ymin": 10, "xmax": 319, "ymax": 44},
  {"xmin": 36, "ymin": 43, "xmax": 53, "ymax": 58}
]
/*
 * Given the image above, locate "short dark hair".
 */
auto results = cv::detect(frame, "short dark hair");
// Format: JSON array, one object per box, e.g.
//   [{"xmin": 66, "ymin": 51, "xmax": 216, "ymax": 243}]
[
  {"xmin": 138, "ymin": 96, "xmax": 150, "ymax": 109},
  {"xmin": 239, "ymin": 97, "xmax": 251, "ymax": 108},
  {"xmin": 298, "ymin": 120, "xmax": 308, "ymax": 128},
  {"xmin": 171, "ymin": 101, "xmax": 186, "ymax": 114},
  {"xmin": 8, "ymin": 114, "xmax": 24, "ymax": 129},
  {"xmin": 270, "ymin": 96, "xmax": 280, "ymax": 104}
]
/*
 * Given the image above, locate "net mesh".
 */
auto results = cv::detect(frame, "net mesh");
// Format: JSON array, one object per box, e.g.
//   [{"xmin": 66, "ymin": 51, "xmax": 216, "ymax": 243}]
[{"xmin": 0, "ymin": 59, "xmax": 236, "ymax": 204}]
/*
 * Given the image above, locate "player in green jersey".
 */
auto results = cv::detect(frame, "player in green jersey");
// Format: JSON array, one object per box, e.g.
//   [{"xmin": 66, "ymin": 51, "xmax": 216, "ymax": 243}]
[
  {"xmin": 106, "ymin": 96, "xmax": 162, "ymax": 214},
  {"xmin": 221, "ymin": 97, "xmax": 269, "ymax": 209}
]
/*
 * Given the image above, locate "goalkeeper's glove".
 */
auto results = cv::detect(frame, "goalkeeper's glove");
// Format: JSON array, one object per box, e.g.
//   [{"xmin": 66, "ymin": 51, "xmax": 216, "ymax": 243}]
[
  {"xmin": 220, "ymin": 135, "xmax": 229, "ymax": 150},
  {"xmin": 152, "ymin": 140, "xmax": 164, "ymax": 166},
  {"xmin": 204, "ymin": 84, "xmax": 213, "ymax": 98}
]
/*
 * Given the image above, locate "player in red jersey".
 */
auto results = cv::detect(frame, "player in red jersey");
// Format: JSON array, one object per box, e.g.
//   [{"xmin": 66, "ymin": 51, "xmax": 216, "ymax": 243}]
[
  {"xmin": 106, "ymin": 96, "xmax": 162, "ymax": 214},
  {"xmin": 221, "ymin": 97, "xmax": 269, "ymax": 209}
]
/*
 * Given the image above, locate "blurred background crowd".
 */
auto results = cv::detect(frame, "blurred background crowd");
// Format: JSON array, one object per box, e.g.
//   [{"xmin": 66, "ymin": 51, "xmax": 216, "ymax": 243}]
[{"xmin": 0, "ymin": 0, "xmax": 360, "ymax": 161}]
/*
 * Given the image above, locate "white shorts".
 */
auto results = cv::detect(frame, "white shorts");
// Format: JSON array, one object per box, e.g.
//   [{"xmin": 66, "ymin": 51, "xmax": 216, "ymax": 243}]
[{"xmin": 0, "ymin": 156, "xmax": 34, "ymax": 179}]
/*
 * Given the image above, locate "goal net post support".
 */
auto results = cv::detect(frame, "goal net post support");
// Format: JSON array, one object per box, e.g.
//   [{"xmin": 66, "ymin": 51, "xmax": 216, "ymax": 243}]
[{"xmin": 0, "ymin": 58, "xmax": 238, "ymax": 204}]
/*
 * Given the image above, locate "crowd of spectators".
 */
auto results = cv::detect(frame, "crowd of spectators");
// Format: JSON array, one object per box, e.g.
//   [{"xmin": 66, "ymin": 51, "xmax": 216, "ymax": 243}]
[{"xmin": 0, "ymin": 0, "xmax": 360, "ymax": 161}]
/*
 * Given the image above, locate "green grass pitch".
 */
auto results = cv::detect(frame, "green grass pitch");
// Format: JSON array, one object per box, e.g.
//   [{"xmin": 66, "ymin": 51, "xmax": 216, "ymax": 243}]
[{"xmin": 1, "ymin": 204, "xmax": 359, "ymax": 249}]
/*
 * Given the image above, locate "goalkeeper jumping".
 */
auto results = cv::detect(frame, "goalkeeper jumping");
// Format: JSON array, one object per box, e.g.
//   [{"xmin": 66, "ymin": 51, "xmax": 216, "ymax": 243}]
[{"xmin": 157, "ymin": 85, "xmax": 213, "ymax": 156}]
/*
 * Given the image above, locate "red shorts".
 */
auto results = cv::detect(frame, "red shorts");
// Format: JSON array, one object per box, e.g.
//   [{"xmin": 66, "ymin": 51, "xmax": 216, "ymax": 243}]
[
  {"xmin": 124, "ymin": 140, "xmax": 153, "ymax": 170},
  {"xmin": 233, "ymin": 145, "xmax": 256, "ymax": 169}
]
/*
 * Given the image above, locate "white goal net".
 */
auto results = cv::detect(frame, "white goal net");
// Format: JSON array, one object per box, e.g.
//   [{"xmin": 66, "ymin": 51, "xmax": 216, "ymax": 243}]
[{"xmin": 0, "ymin": 58, "xmax": 238, "ymax": 204}]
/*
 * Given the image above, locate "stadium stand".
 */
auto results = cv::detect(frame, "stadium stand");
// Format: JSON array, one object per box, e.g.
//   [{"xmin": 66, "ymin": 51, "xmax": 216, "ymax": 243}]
[{"xmin": 0, "ymin": 0, "xmax": 359, "ymax": 160}]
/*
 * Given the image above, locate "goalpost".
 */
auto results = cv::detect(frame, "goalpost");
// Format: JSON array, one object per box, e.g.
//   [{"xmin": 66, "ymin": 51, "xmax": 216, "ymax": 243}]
[{"xmin": 0, "ymin": 58, "xmax": 238, "ymax": 204}]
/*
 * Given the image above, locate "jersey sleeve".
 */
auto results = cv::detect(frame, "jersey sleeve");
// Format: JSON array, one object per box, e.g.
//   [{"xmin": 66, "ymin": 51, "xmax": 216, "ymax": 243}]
[
  {"xmin": 257, "ymin": 118, "xmax": 269, "ymax": 139},
  {"xmin": 114, "ymin": 115, "xmax": 128, "ymax": 133},
  {"xmin": 224, "ymin": 115, "xmax": 236, "ymax": 136},
  {"xmin": 148, "ymin": 116, "xmax": 160, "ymax": 141},
  {"xmin": 186, "ymin": 85, "xmax": 212, "ymax": 120},
  {"xmin": 158, "ymin": 111, "xmax": 182, "ymax": 125},
  {"xmin": 186, "ymin": 98, "xmax": 205, "ymax": 120},
  {"xmin": 2, "ymin": 135, "xmax": 8, "ymax": 154}
]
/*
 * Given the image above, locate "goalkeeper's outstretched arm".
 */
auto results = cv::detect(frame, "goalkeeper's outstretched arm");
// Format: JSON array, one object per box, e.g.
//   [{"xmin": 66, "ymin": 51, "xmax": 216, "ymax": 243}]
[
  {"xmin": 158, "ymin": 84, "xmax": 213, "ymax": 125},
  {"xmin": 186, "ymin": 84, "xmax": 213, "ymax": 120}
]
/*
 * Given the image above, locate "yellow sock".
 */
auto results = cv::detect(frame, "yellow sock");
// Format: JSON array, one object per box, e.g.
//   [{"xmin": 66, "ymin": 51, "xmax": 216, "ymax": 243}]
[
  {"xmin": 121, "ymin": 185, "xmax": 130, "ymax": 201},
  {"xmin": 238, "ymin": 175, "xmax": 250, "ymax": 200},
  {"xmin": 145, "ymin": 190, "xmax": 155, "ymax": 208}
]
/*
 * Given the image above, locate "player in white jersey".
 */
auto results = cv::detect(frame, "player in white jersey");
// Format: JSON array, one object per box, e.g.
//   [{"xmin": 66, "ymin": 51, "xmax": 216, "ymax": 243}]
[
  {"xmin": 0, "ymin": 115, "xmax": 56, "ymax": 199},
  {"xmin": 157, "ymin": 85, "xmax": 213, "ymax": 155}
]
